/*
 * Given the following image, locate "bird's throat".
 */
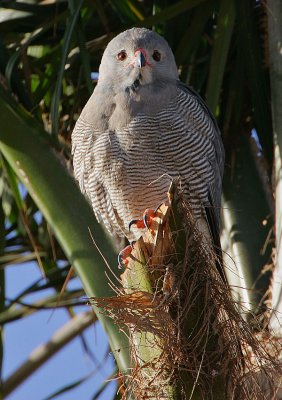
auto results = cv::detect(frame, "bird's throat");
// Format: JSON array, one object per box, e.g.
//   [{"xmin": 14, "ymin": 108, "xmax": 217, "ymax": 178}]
[{"xmin": 125, "ymin": 72, "xmax": 143, "ymax": 94}]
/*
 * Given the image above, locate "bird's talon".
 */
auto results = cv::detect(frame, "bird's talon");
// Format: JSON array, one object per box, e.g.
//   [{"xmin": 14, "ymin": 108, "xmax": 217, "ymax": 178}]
[
  {"xmin": 117, "ymin": 242, "xmax": 135, "ymax": 268},
  {"xmin": 142, "ymin": 208, "xmax": 157, "ymax": 229},
  {"xmin": 155, "ymin": 202, "xmax": 166, "ymax": 213},
  {"xmin": 128, "ymin": 219, "xmax": 137, "ymax": 232},
  {"xmin": 129, "ymin": 209, "xmax": 158, "ymax": 232},
  {"xmin": 129, "ymin": 219, "xmax": 145, "ymax": 231},
  {"xmin": 143, "ymin": 214, "xmax": 149, "ymax": 230}
]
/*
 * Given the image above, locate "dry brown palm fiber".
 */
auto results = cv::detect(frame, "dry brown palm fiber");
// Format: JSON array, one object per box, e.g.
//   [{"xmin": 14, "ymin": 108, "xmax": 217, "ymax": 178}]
[{"xmin": 92, "ymin": 184, "xmax": 282, "ymax": 399}]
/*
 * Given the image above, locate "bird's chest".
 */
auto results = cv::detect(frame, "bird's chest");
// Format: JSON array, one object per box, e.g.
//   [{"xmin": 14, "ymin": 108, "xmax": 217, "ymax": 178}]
[
  {"xmin": 92, "ymin": 105, "xmax": 187, "ymax": 201},
  {"xmin": 95, "ymin": 118, "xmax": 165, "ymax": 167},
  {"xmin": 117, "ymin": 120, "xmax": 161, "ymax": 163}
]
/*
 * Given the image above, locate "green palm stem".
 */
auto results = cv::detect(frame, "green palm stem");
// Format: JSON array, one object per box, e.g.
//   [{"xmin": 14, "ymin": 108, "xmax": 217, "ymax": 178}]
[
  {"xmin": 222, "ymin": 135, "xmax": 273, "ymax": 317},
  {"xmin": 0, "ymin": 88, "xmax": 130, "ymax": 372},
  {"xmin": 267, "ymin": 0, "xmax": 282, "ymax": 335}
]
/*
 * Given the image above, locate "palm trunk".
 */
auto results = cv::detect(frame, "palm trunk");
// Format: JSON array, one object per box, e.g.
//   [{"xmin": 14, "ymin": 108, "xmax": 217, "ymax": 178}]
[{"xmin": 267, "ymin": 0, "xmax": 282, "ymax": 336}]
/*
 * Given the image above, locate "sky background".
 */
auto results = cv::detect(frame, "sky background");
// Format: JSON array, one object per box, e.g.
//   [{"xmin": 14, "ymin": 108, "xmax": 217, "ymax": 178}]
[{"xmin": 3, "ymin": 261, "xmax": 117, "ymax": 400}]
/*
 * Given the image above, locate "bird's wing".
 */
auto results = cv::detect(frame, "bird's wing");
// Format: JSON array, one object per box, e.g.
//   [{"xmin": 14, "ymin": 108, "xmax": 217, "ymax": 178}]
[
  {"xmin": 177, "ymin": 82, "xmax": 225, "ymax": 280},
  {"xmin": 71, "ymin": 117, "xmax": 94, "ymax": 197},
  {"xmin": 72, "ymin": 117, "xmax": 127, "ymax": 238},
  {"xmin": 177, "ymin": 81, "xmax": 225, "ymax": 205}
]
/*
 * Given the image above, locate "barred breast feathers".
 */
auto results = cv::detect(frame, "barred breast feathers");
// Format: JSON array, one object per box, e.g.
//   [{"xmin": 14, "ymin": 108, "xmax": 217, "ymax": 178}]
[{"xmin": 71, "ymin": 82, "xmax": 224, "ymax": 241}]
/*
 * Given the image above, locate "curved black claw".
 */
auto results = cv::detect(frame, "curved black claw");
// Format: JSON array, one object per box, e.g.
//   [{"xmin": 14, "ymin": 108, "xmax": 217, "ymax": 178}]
[
  {"xmin": 128, "ymin": 219, "xmax": 138, "ymax": 232},
  {"xmin": 155, "ymin": 202, "xmax": 164, "ymax": 213},
  {"xmin": 143, "ymin": 214, "xmax": 150, "ymax": 230},
  {"xmin": 117, "ymin": 252, "xmax": 125, "ymax": 269},
  {"xmin": 117, "ymin": 241, "xmax": 136, "ymax": 269}
]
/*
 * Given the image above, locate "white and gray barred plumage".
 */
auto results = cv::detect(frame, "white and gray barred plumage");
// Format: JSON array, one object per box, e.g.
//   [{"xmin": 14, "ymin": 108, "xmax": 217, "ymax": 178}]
[{"xmin": 72, "ymin": 28, "xmax": 225, "ymax": 252}]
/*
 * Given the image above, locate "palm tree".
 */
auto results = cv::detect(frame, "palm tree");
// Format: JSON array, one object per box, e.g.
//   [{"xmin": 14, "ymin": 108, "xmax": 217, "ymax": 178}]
[{"xmin": 0, "ymin": 0, "xmax": 281, "ymax": 398}]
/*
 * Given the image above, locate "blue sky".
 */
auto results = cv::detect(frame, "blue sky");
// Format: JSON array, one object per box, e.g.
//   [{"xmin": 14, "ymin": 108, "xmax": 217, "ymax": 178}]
[{"xmin": 3, "ymin": 261, "xmax": 117, "ymax": 400}]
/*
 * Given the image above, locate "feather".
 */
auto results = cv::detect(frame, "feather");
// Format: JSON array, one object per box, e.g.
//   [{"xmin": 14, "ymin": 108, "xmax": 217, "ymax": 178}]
[{"xmin": 71, "ymin": 28, "xmax": 225, "ymax": 268}]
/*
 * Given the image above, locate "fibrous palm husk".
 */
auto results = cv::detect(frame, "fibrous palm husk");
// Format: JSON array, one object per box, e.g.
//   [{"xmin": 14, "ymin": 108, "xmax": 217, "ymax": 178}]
[{"xmin": 92, "ymin": 185, "xmax": 282, "ymax": 399}]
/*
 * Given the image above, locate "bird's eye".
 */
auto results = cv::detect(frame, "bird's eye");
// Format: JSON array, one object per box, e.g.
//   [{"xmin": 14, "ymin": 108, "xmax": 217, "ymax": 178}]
[
  {"xmin": 152, "ymin": 50, "xmax": 161, "ymax": 62},
  {"xmin": 117, "ymin": 50, "xmax": 127, "ymax": 61}
]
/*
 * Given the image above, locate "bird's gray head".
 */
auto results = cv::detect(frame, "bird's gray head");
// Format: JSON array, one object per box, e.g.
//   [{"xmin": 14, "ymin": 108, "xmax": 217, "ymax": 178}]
[
  {"xmin": 98, "ymin": 28, "xmax": 179, "ymax": 92},
  {"xmin": 81, "ymin": 28, "xmax": 179, "ymax": 129}
]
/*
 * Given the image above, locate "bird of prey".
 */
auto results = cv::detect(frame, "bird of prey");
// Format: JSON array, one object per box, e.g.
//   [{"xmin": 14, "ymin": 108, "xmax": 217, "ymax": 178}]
[{"xmin": 72, "ymin": 28, "xmax": 225, "ymax": 270}]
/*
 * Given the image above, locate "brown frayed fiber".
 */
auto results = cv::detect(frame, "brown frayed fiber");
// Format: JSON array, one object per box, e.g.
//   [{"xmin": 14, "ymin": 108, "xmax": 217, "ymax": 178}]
[{"xmin": 92, "ymin": 188, "xmax": 281, "ymax": 399}]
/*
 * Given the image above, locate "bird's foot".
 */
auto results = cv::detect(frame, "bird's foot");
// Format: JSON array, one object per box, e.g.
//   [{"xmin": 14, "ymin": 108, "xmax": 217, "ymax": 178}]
[
  {"xmin": 128, "ymin": 208, "xmax": 159, "ymax": 232},
  {"xmin": 118, "ymin": 241, "xmax": 136, "ymax": 268}
]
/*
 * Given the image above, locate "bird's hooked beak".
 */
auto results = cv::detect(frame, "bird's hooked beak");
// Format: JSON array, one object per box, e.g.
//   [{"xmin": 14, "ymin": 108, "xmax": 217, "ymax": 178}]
[{"xmin": 134, "ymin": 48, "xmax": 147, "ymax": 68}]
